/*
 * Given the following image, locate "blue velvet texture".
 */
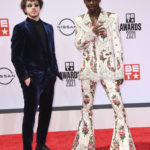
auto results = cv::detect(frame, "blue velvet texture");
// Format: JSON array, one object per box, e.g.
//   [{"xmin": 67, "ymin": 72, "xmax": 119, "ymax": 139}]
[
  {"xmin": 11, "ymin": 17, "xmax": 61, "ymax": 81},
  {"xmin": 11, "ymin": 18, "xmax": 60, "ymax": 150}
]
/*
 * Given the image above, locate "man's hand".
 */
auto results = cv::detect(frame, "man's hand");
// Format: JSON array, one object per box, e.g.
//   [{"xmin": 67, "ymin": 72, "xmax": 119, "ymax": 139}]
[
  {"xmin": 92, "ymin": 24, "xmax": 107, "ymax": 37},
  {"xmin": 116, "ymin": 79, "xmax": 124, "ymax": 86},
  {"xmin": 25, "ymin": 77, "xmax": 31, "ymax": 87}
]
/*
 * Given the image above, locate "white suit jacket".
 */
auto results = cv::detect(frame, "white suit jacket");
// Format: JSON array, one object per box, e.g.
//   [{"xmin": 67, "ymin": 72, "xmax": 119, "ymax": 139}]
[{"xmin": 75, "ymin": 9, "xmax": 124, "ymax": 81}]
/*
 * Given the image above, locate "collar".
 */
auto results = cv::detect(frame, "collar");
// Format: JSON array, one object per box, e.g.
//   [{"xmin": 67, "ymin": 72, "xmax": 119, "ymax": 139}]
[
  {"xmin": 26, "ymin": 17, "xmax": 42, "ymax": 24},
  {"xmin": 84, "ymin": 8, "xmax": 106, "ymax": 24},
  {"xmin": 83, "ymin": 9, "xmax": 114, "ymax": 28}
]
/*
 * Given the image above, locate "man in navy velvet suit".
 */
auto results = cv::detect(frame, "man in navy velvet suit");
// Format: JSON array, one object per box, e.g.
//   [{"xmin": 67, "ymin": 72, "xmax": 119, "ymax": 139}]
[{"xmin": 11, "ymin": 0, "xmax": 62, "ymax": 150}]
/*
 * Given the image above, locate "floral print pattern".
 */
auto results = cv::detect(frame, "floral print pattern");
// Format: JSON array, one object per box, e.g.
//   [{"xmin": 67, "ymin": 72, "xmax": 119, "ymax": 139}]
[
  {"xmin": 75, "ymin": 9, "xmax": 124, "ymax": 81},
  {"xmin": 72, "ymin": 79, "xmax": 136, "ymax": 150}
]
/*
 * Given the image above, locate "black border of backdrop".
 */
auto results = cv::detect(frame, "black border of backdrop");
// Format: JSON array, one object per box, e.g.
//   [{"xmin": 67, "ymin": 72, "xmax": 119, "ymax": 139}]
[{"xmin": 0, "ymin": 103, "xmax": 150, "ymax": 114}]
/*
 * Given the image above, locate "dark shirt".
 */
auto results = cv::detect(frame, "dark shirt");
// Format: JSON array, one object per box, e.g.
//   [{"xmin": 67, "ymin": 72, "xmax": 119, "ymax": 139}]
[
  {"xmin": 29, "ymin": 17, "xmax": 51, "ymax": 66},
  {"xmin": 23, "ymin": 18, "xmax": 51, "ymax": 80}
]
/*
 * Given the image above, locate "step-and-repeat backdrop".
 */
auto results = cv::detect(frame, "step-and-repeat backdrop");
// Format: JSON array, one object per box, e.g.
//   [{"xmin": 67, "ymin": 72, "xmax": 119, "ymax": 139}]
[{"xmin": 0, "ymin": 0, "xmax": 149, "ymax": 109}]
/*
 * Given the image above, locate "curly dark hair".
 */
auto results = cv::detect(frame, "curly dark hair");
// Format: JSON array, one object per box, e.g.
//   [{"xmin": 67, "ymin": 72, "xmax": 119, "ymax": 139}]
[{"xmin": 20, "ymin": 0, "xmax": 43, "ymax": 14}]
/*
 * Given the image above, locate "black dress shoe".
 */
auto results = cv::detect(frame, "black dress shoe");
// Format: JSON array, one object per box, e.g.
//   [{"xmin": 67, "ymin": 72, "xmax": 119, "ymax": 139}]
[{"xmin": 35, "ymin": 144, "xmax": 51, "ymax": 150}]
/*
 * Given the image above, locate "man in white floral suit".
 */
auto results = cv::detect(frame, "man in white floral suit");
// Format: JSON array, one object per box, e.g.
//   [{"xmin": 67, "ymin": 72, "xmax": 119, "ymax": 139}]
[{"xmin": 72, "ymin": 0, "xmax": 136, "ymax": 150}]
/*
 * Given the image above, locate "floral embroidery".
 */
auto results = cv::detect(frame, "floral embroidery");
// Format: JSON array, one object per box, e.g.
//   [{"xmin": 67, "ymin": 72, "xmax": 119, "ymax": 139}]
[
  {"xmin": 115, "ymin": 86, "xmax": 120, "ymax": 92},
  {"xmin": 75, "ymin": 27, "xmax": 78, "ymax": 35},
  {"xmin": 86, "ymin": 55, "xmax": 90, "ymax": 61},
  {"xmin": 73, "ymin": 10, "xmax": 135, "ymax": 149},
  {"xmin": 80, "ymin": 60, "xmax": 86, "ymax": 73},
  {"xmin": 100, "ymin": 80, "xmax": 107, "ymax": 90},
  {"xmin": 107, "ymin": 57, "xmax": 115, "ymax": 72},
  {"xmin": 129, "ymin": 139, "xmax": 135, "ymax": 150},
  {"xmin": 119, "ymin": 126, "xmax": 126, "ymax": 141},
  {"xmin": 114, "ymin": 111, "xmax": 117, "ymax": 119},
  {"xmin": 90, "ymin": 57, "xmax": 97, "ymax": 73},
  {"xmin": 83, "ymin": 95, "xmax": 90, "ymax": 105},
  {"xmin": 88, "ymin": 136, "xmax": 95, "ymax": 150},
  {"xmin": 82, "ymin": 121, "xmax": 89, "ymax": 135},
  {"xmin": 90, "ymin": 80, "xmax": 96, "ymax": 91},
  {"xmin": 89, "ymin": 80, "xmax": 97, "ymax": 98},
  {"xmin": 117, "ymin": 58, "xmax": 121, "ymax": 70},
  {"xmin": 73, "ymin": 134, "xmax": 79, "ymax": 148},
  {"xmin": 100, "ymin": 53, "xmax": 106, "ymax": 62},
  {"xmin": 81, "ymin": 14, "xmax": 85, "ymax": 19},
  {"xmin": 112, "ymin": 95, "xmax": 120, "ymax": 106},
  {"xmin": 111, "ymin": 139, "xmax": 120, "ymax": 150},
  {"xmin": 88, "ymin": 23, "xmax": 93, "ymax": 28},
  {"xmin": 77, "ymin": 39, "xmax": 81, "ymax": 45}
]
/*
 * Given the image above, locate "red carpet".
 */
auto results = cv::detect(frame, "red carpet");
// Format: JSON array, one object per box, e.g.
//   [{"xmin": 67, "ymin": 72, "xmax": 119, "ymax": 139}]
[{"xmin": 0, "ymin": 127, "xmax": 150, "ymax": 150}]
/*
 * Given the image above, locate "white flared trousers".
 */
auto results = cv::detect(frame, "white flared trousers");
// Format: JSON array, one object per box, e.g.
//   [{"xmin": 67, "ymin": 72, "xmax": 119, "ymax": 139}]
[{"xmin": 72, "ymin": 79, "xmax": 136, "ymax": 150}]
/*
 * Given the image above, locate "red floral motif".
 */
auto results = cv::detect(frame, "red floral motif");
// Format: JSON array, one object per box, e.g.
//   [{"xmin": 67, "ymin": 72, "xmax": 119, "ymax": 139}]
[
  {"xmin": 111, "ymin": 139, "xmax": 120, "ymax": 150},
  {"xmin": 94, "ymin": 57, "xmax": 97, "ymax": 61},
  {"xmin": 101, "ymin": 30, "xmax": 107, "ymax": 39},
  {"xmin": 107, "ymin": 58, "xmax": 115, "ymax": 72},
  {"xmin": 83, "ymin": 63, "xmax": 85, "ymax": 68},
  {"xmin": 107, "ymin": 61, "xmax": 111, "ymax": 67},
  {"xmin": 84, "ymin": 41, "xmax": 90, "ymax": 44},
  {"xmin": 81, "ymin": 14, "xmax": 85, "ymax": 18},
  {"xmin": 119, "ymin": 130, "xmax": 125, "ymax": 137},
  {"xmin": 83, "ymin": 95, "xmax": 90, "ymax": 105},
  {"xmin": 114, "ymin": 113, "xmax": 117, "ymax": 119},
  {"xmin": 89, "ymin": 110, "xmax": 93, "ymax": 116},
  {"xmin": 90, "ymin": 63, "xmax": 93, "ymax": 67},
  {"xmin": 88, "ymin": 141, "xmax": 93, "ymax": 150},
  {"xmin": 94, "ymin": 69, "xmax": 97, "ymax": 73},
  {"xmin": 101, "ymin": 80, "xmax": 107, "ymax": 90},
  {"xmin": 129, "ymin": 139, "xmax": 134, "ymax": 150},
  {"xmin": 100, "ymin": 54, "xmax": 106, "ymax": 62},
  {"xmin": 91, "ymin": 38, "xmax": 96, "ymax": 42},
  {"xmin": 112, "ymin": 95, "xmax": 120, "ymax": 106},
  {"xmin": 73, "ymin": 134, "xmax": 79, "ymax": 148},
  {"xmin": 88, "ymin": 23, "xmax": 93, "ymax": 28},
  {"xmin": 115, "ymin": 86, "xmax": 120, "ymax": 92},
  {"xmin": 75, "ymin": 27, "xmax": 78, "ymax": 35},
  {"xmin": 113, "ymin": 97, "xmax": 120, "ymax": 105},
  {"xmin": 119, "ymin": 126, "xmax": 126, "ymax": 140},
  {"xmin": 80, "ymin": 61, "xmax": 85, "ymax": 73},
  {"xmin": 82, "ymin": 122, "xmax": 89, "ymax": 135},
  {"xmin": 86, "ymin": 55, "xmax": 90, "ymax": 61},
  {"xmin": 77, "ymin": 39, "xmax": 81, "ymax": 45}
]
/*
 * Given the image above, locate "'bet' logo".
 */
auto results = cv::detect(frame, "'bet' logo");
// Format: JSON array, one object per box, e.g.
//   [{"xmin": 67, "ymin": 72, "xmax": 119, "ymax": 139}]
[
  {"xmin": 124, "ymin": 64, "xmax": 140, "ymax": 80},
  {"xmin": 0, "ymin": 19, "xmax": 10, "ymax": 36}
]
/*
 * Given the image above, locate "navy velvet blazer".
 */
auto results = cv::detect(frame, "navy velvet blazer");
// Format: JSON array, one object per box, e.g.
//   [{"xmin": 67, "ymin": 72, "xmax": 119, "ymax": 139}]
[{"xmin": 11, "ymin": 18, "xmax": 61, "ymax": 81}]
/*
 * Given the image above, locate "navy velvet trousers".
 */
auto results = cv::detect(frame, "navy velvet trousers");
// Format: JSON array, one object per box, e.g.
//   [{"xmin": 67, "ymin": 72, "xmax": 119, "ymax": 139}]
[{"xmin": 21, "ymin": 68, "xmax": 56, "ymax": 150}]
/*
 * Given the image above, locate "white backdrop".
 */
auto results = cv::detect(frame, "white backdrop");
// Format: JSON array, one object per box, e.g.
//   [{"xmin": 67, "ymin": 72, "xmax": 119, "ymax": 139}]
[{"xmin": 0, "ymin": 0, "xmax": 150, "ymax": 109}]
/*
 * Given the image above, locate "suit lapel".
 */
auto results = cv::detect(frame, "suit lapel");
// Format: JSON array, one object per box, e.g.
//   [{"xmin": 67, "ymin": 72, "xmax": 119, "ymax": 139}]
[{"xmin": 41, "ymin": 21, "xmax": 53, "ymax": 51}]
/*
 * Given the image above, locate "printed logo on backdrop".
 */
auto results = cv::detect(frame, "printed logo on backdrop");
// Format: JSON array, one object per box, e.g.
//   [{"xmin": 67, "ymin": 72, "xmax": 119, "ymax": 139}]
[
  {"xmin": 120, "ymin": 13, "xmax": 142, "ymax": 39},
  {"xmin": 0, "ymin": 19, "xmax": 10, "ymax": 36},
  {"xmin": 60, "ymin": 62, "xmax": 79, "ymax": 87},
  {"xmin": 57, "ymin": 18, "xmax": 75, "ymax": 36},
  {"xmin": 0, "ymin": 68, "xmax": 15, "ymax": 85},
  {"xmin": 124, "ymin": 64, "xmax": 140, "ymax": 80}
]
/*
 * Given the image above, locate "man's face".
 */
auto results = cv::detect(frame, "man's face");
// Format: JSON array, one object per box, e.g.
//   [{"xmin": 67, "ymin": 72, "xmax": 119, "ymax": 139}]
[
  {"xmin": 84, "ymin": 0, "xmax": 101, "ymax": 12},
  {"xmin": 25, "ymin": 0, "xmax": 40, "ymax": 19}
]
